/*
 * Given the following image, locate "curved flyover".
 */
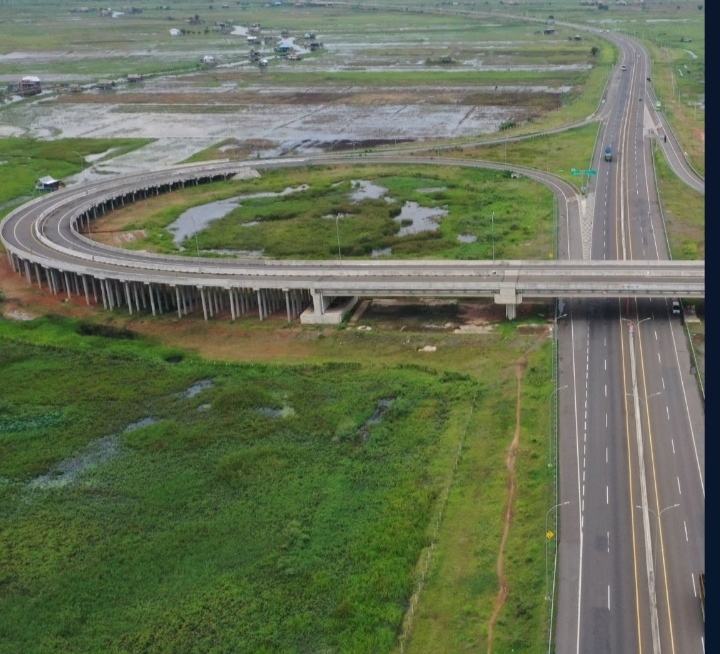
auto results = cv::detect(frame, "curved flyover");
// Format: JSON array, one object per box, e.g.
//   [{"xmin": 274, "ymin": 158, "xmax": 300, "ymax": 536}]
[{"xmin": 1, "ymin": 157, "xmax": 704, "ymax": 323}]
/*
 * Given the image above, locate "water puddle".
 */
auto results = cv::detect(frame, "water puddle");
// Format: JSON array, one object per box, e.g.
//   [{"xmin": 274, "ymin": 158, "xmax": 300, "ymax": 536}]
[
  {"xmin": 457, "ymin": 234, "xmax": 477, "ymax": 243},
  {"xmin": 258, "ymin": 405, "xmax": 296, "ymax": 418},
  {"xmin": 182, "ymin": 379, "xmax": 214, "ymax": 398},
  {"xmin": 28, "ymin": 417, "xmax": 158, "ymax": 489},
  {"xmin": 167, "ymin": 185, "xmax": 310, "ymax": 247},
  {"xmin": 350, "ymin": 180, "xmax": 390, "ymax": 202},
  {"xmin": 394, "ymin": 201, "xmax": 448, "ymax": 236},
  {"xmin": 358, "ymin": 398, "xmax": 394, "ymax": 443}
]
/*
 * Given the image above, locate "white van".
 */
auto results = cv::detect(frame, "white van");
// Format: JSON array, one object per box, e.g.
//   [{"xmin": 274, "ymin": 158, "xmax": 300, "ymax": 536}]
[{"xmin": 671, "ymin": 300, "xmax": 681, "ymax": 315}]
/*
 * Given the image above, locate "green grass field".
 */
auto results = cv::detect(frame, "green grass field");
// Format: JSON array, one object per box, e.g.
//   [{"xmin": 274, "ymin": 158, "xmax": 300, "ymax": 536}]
[
  {"xmin": 104, "ymin": 165, "xmax": 554, "ymax": 261},
  {"xmin": 0, "ymin": 314, "xmax": 554, "ymax": 654}
]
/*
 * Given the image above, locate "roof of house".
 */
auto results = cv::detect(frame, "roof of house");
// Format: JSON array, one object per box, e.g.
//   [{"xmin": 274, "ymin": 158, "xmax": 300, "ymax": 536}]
[{"xmin": 37, "ymin": 176, "xmax": 59, "ymax": 185}]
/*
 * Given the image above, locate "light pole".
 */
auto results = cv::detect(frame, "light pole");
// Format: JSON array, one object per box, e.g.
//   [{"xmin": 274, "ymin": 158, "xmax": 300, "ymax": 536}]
[
  {"xmin": 491, "ymin": 211, "xmax": 495, "ymax": 262},
  {"xmin": 548, "ymin": 383, "xmax": 568, "ymax": 467},
  {"xmin": 335, "ymin": 214, "xmax": 342, "ymax": 262},
  {"xmin": 545, "ymin": 501, "xmax": 570, "ymax": 600},
  {"xmin": 73, "ymin": 151, "xmax": 85, "ymax": 182},
  {"xmin": 636, "ymin": 503, "xmax": 679, "ymax": 573}
]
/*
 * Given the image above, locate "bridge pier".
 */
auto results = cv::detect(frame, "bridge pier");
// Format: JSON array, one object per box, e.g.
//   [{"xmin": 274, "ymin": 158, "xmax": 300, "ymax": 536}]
[{"xmin": 494, "ymin": 285, "xmax": 522, "ymax": 321}]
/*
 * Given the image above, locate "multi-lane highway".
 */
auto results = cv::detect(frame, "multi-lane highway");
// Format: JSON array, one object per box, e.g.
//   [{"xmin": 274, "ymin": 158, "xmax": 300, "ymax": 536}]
[{"xmin": 554, "ymin": 32, "xmax": 704, "ymax": 654}]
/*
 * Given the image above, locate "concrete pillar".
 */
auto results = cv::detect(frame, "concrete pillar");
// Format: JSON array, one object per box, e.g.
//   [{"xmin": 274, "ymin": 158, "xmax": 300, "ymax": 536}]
[
  {"xmin": 34, "ymin": 264, "xmax": 42, "ymax": 289},
  {"xmin": 257, "ymin": 290, "xmax": 264, "ymax": 321},
  {"xmin": 23, "ymin": 260, "xmax": 32, "ymax": 285},
  {"xmin": 133, "ymin": 283, "xmax": 140, "ymax": 313},
  {"xmin": 92, "ymin": 277, "xmax": 98, "ymax": 304},
  {"xmin": 100, "ymin": 279, "xmax": 108, "ymax": 309},
  {"xmin": 229, "ymin": 289, "xmax": 236, "ymax": 321},
  {"xmin": 105, "ymin": 280, "xmax": 114, "ymax": 309},
  {"xmin": 148, "ymin": 284, "xmax": 156, "ymax": 316},
  {"xmin": 506, "ymin": 303, "xmax": 517, "ymax": 320},
  {"xmin": 82, "ymin": 275, "xmax": 90, "ymax": 305},
  {"xmin": 200, "ymin": 288, "xmax": 208, "ymax": 321},
  {"xmin": 175, "ymin": 286, "xmax": 182, "ymax": 319},
  {"xmin": 311, "ymin": 290, "xmax": 325, "ymax": 316},
  {"xmin": 60, "ymin": 273, "xmax": 68, "ymax": 299},
  {"xmin": 284, "ymin": 290, "xmax": 291, "ymax": 322},
  {"xmin": 121, "ymin": 282, "xmax": 130, "ymax": 314}
]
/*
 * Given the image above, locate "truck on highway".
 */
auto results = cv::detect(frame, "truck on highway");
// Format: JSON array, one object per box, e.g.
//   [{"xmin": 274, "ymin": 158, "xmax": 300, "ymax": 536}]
[{"xmin": 604, "ymin": 146, "xmax": 613, "ymax": 162}]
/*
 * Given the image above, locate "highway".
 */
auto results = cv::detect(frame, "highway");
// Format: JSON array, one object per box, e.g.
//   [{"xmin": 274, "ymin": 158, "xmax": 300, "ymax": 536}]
[
  {"xmin": 1, "ymin": 156, "xmax": 702, "ymax": 325},
  {"xmin": 553, "ymin": 32, "xmax": 704, "ymax": 654},
  {"xmin": 0, "ymin": 24, "xmax": 704, "ymax": 654}
]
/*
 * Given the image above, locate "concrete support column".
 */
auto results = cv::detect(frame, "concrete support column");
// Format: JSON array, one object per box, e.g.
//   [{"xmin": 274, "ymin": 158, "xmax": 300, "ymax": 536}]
[
  {"xmin": 257, "ymin": 290, "xmax": 264, "ymax": 321},
  {"xmin": 311, "ymin": 290, "xmax": 325, "ymax": 316},
  {"xmin": 48, "ymin": 268, "xmax": 57, "ymax": 295},
  {"xmin": 34, "ymin": 264, "xmax": 42, "ymax": 289},
  {"xmin": 92, "ymin": 277, "xmax": 98, "ymax": 304},
  {"xmin": 99, "ymin": 279, "xmax": 108, "ymax": 309},
  {"xmin": 82, "ymin": 275, "xmax": 90, "ymax": 305},
  {"xmin": 63, "ymin": 272, "xmax": 72, "ymax": 299},
  {"xmin": 284, "ymin": 290, "xmax": 291, "ymax": 322},
  {"xmin": 148, "ymin": 284, "xmax": 156, "ymax": 316},
  {"xmin": 229, "ymin": 289, "xmax": 237, "ymax": 321},
  {"xmin": 133, "ymin": 283, "xmax": 140, "ymax": 313},
  {"xmin": 200, "ymin": 288, "xmax": 208, "ymax": 321},
  {"xmin": 124, "ymin": 282, "xmax": 133, "ymax": 315},
  {"xmin": 23, "ymin": 260, "xmax": 32, "ymax": 285},
  {"xmin": 105, "ymin": 280, "xmax": 114, "ymax": 309},
  {"xmin": 505, "ymin": 303, "xmax": 517, "ymax": 320}
]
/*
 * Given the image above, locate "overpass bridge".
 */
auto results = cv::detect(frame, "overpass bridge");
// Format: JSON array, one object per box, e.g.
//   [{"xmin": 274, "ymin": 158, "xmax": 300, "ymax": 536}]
[{"xmin": 1, "ymin": 161, "xmax": 704, "ymax": 322}]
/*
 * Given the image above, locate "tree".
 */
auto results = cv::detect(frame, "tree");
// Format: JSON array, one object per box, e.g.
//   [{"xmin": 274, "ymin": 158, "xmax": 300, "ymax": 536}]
[{"xmin": 591, "ymin": 46, "xmax": 600, "ymax": 56}]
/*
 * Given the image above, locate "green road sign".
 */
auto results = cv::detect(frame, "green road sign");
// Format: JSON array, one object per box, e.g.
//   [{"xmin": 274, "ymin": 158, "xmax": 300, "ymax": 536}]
[
  {"xmin": 571, "ymin": 169, "xmax": 597, "ymax": 176},
  {"xmin": 586, "ymin": 169, "xmax": 598, "ymax": 176}
]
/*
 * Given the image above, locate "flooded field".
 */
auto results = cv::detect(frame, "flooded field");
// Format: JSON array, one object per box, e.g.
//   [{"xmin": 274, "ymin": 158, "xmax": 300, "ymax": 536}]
[{"xmin": 0, "ymin": 5, "xmax": 597, "ymax": 171}]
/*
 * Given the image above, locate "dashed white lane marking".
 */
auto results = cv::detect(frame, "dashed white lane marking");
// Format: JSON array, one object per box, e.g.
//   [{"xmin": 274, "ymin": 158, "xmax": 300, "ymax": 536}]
[
  {"xmin": 655, "ymin": 330, "xmax": 658, "ymax": 340},
  {"xmin": 608, "ymin": 585, "xmax": 611, "ymax": 611},
  {"xmin": 678, "ymin": 477, "xmax": 682, "ymax": 495},
  {"xmin": 671, "ymin": 439, "xmax": 675, "ymax": 454},
  {"xmin": 662, "ymin": 377, "xmax": 665, "ymax": 389},
  {"xmin": 605, "ymin": 384, "xmax": 607, "ymax": 397},
  {"xmin": 666, "ymin": 406, "xmax": 670, "ymax": 420},
  {"xmin": 605, "ymin": 359, "xmax": 607, "ymax": 370},
  {"xmin": 684, "ymin": 521, "xmax": 689, "ymax": 541},
  {"xmin": 606, "ymin": 413, "xmax": 608, "ymax": 428},
  {"xmin": 606, "ymin": 447, "xmax": 608, "ymax": 463},
  {"xmin": 657, "ymin": 352, "xmax": 662, "ymax": 363},
  {"xmin": 606, "ymin": 486, "xmax": 609, "ymax": 504},
  {"xmin": 607, "ymin": 531, "xmax": 610, "ymax": 553}
]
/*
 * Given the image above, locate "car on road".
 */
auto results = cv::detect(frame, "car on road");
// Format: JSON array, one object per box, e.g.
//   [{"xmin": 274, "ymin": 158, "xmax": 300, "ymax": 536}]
[
  {"xmin": 621, "ymin": 64, "xmax": 627, "ymax": 71},
  {"xmin": 672, "ymin": 299, "xmax": 681, "ymax": 315}
]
